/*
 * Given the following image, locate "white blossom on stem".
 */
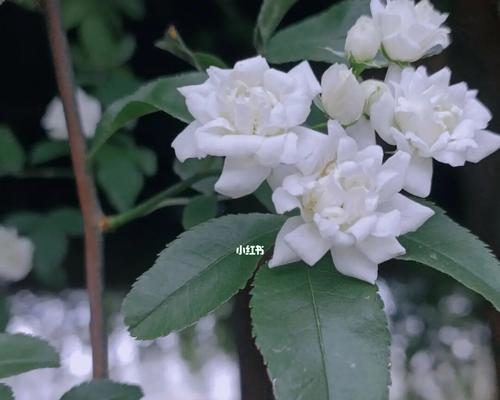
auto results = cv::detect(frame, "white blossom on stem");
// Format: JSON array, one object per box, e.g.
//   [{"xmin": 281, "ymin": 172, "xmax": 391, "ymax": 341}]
[
  {"xmin": 0, "ymin": 226, "xmax": 34, "ymax": 282},
  {"xmin": 345, "ymin": 16, "xmax": 381, "ymax": 63},
  {"xmin": 172, "ymin": 56, "xmax": 321, "ymax": 198},
  {"xmin": 269, "ymin": 121, "xmax": 434, "ymax": 284},
  {"xmin": 371, "ymin": 65, "xmax": 500, "ymax": 197}
]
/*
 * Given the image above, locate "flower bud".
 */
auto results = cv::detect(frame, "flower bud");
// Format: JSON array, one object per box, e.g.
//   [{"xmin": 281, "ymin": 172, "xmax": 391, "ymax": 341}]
[
  {"xmin": 360, "ymin": 79, "xmax": 387, "ymax": 116},
  {"xmin": 321, "ymin": 63, "xmax": 365, "ymax": 126},
  {"xmin": 0, "ymin": 227, "xmax": 34, "ymax": 282},
  {"xmin": 345, "ymin": 16, "xmax": 381, "ymax": 62}
]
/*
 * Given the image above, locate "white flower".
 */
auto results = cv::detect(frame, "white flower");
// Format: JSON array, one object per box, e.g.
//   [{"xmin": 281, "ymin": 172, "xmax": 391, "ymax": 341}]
[
  {"xmin": 42, "ymin": 88, "xmax": 102, "ymax": 140},
  {"xmin": 345, "ymin": 16, "xmax": 381, "ymax": 62},
  {"xmin": 268, "ymin": 121, "xmax": 434, "ymax": 284},
  {"xmin": 172, "ymin": 56, "xmax": 321, "ymax": 198},
  {"xmin": 360, "ymin": 79, "xmax": 388, "ymax": 116},
  {"xmin": 371, "ymin": 0, "xmax": 450, "ymax": 62},
  {"xmin": 371, "ymin": 65, "xmax": 500, "ymax": 197},
  {"xmin": 321, "ymin": 64, "xmax": 365, "ymax": 126},
  {"xmin": 0, "ymin": 227, "xmax": 34, "ymax": 282}
]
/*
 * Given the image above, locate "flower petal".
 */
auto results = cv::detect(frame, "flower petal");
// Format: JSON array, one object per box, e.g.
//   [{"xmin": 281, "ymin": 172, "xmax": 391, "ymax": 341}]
[
  {"xmin": 404, "ymin": 155, "xmax": 433, "ymax": 198},
  {"xmin": 284, "ymin": 222, "xmax": 331, "ymax": 266},
  {"xmin": 272, "ymin": 187, "xmax": 301, "ymax": 214},
  {"xmin": 357, "ymin": 236, "xmax": 406, "ymax": 264},
  {"xmin": 346, "ymin": 117, "xmax": 376, "ymax": 149},
  {"xmin": 467, "ymin": 130, "xmax": 500, "ymax": 163},
  {"xmin": 214, "ymin": 156, "xmax": 270, "ymax": 198},
  {"xmin": 171, "ymin": 122, "xmax": 203, "ymax": 162},
  {"xmin": 268, "ymin": 217, "xmax": 303, "ymax": 268},
  {"xmin": 382, "ymin": 194, "xmax": 434, "ymax": 235},
  {"xmin": 330, "ymin": 246, "xmax": 378, "ymax": 284}
]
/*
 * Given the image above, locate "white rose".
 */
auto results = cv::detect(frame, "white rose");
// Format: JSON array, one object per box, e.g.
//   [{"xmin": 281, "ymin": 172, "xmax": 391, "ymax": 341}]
[
  {"xmin": 42, "ymin": 88, "xmax": 102, "ymax": 140},
  {"xmin": 172, "ymin": 56, "xmax": 321, "ymax": 198},
  {"xmin": 269, "ymin": 121, "xmax": 434, "ymax": 284},
  {"xmin": 345, "ymin": 16, "xmax": 381, "ymax": 62},
  {"xmin": 371, "ymin": 0, "xmax": 451, "ymax": 62},
  {"xmin": 371, "ymin": 65, "xmax": 500, "ymax": 197},
  {"xmin": 321, "ymin": 63, "xmax": 365, "ymax": 126},
  {"xmin": 0, "ymin": 227, "xmax": 34, "ymax": 282}
]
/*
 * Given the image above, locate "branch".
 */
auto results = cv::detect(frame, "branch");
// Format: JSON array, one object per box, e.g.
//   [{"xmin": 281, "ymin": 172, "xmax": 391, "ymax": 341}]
[
  {"xmin": 43, "ymin": 0, "xmax": 108, "ymax": 378},
  {"xmin": 102, "ymin": 171, "xmax": 219, "ymax": 232}
]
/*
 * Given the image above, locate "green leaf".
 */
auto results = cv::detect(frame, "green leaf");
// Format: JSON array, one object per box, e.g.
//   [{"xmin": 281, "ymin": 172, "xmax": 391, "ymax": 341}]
[
  {"xmin": 253, "ymin": 182, "xmax": 275, "ymax": 212},
  {"xmin": 89, "ymin": 72, "xmax": 206, "ymax": 160},
  {"xmin": 30, "ymin": 140, "xmax": 70, "ymax": 165},
  {"xmin": 254, "ymin": 0, "xmax": 299, "ymax": 51},
  {"xmin": 173, "ymin": 157, "xmax": 222, "ymax": 195},
  {"xmin": 251, "ymin": 258, "xmax": 390, "ymax": 400},
  {"xmin": 182, "ymin": 195, "xmax": 217, "ymax": 230},
  {"xmin": 60, "ymin": 380, "xmax": 143, "ymax": 400},
  {"xmin": 95, "ymin": 144, "xmax": 144, "ymax": 212},
  {"xmin": 0, "ymin": 126, "xmax": 25, "ymax": 176},
  {"xmin": 264, "ymin": 0, "xmax": 370, "ymax": 64},
  {"xmin": 0, "ymin": 333, "xmax": 60, "ymax": 378},
  {"xmin": 123, "ymin": 214, "xmax": 285, "ymax": 339},
  {"xmin": 0, "ymin": 384, "xmax": 13, "ymax": 400},
  {"xmin": 156, "ymin": 26, "xmax": 226, "ymax": 71},
  {"xmin": 47, "ymin": 208, "xmax": 83, "ymax": 236},
  {"xmin": 0, "ymin": 297, "xmax": 9, "ymax": 333},
  {"xmin": 399, "ymin": 204, "xmax": 500, "ymax": 310}
]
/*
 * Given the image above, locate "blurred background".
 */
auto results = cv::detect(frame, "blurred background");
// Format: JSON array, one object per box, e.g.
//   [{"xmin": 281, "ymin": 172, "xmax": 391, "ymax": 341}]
[{"xmin": 0, "ymin": 0, "xmax": 499, "ymax": 399}]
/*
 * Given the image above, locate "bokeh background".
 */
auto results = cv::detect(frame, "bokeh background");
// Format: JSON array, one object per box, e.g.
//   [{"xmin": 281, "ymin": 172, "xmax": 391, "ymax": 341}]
[{"xmin": 0, "ymin": 0, "xmax": 500, "ymax": 399}]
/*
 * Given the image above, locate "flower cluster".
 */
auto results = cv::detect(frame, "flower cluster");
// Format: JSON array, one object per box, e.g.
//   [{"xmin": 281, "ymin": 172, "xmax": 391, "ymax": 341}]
[{"xmin": 172, "ymin": 0, "xmax": 500, "ymax": 283}]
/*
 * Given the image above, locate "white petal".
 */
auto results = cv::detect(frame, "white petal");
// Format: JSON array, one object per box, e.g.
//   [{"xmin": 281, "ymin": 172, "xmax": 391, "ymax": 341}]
[
  {"xmin": 288, "ymin": 61, "xmax": 321, "ymax": 98},
  {"xmin": 382, "ymin": 194, "xmax": 434, "ymax": 235},
  {"xmin": 347, "ymin": 215, "xmax": 377, "ymax": 241},
  {"xmin": 357, "ymin": 236, "xmax": 406, "ymax": 264},
  {"xmin": 214, "ymin": 156, "xmax": 270, "ymax": 198},
  {"xmin": 268, "ymin": 217, "xmax": 303, "ymax": 268},
  {"xmin": 272, "ymin": 187, "xmax": 301, "ymax": 214},
  {"xmin": 267, "ymin": 165, "xmax": 298, "ymax": 190},
  {"xmin": 171, "ymin": 122, "xmax": 202, "ymax": 162},
  {"xmin": 467, "ymin": 130, "xmax": 500, "ymax": 163},
  {"xmin": 377, "ymin": 151, "xmax": 410, "ymax": 200},
  {"xmin": 255, "ymin": 133, "xmax": 298, "ymax": 167},
  {"xmin": 404, "ymin": 155, "xmax": 433, "ymax": 198},
  {"xmin": 371, "ymin": 92, "xmax": 396, "ymax": 145},
  {"xmin": 284, "ymin": 222, "xmax": 331, "ymax": 266},
  {"xmin": 330, "ymin": 246, "xmax": 378, "ymax": 284},
  {"xmin": 346, "ymin": 117, "xmax": 376, "ymax": 149}
]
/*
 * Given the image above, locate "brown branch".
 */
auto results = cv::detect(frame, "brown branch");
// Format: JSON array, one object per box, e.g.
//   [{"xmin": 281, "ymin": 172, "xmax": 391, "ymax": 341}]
[{"xmin": 43, "ymin": 0, "xmax": 108, "ymax": 378}]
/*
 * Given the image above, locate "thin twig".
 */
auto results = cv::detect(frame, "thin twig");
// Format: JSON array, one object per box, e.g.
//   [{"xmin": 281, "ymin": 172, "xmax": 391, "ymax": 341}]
[
  {"xmin": 102, "ymin": 171, "xmax": 219, "ymax": 232},
  {"xmin": 43, "ymin": 0, "xmax": 108, "ymax": 378}
]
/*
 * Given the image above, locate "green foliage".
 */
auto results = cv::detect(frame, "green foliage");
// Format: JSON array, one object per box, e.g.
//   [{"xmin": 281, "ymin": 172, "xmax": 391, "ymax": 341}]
[
  {"xmin": 0, "ymin": 126, "xmax": 25, "ymax": 176},
  {"xmin": 182, "ymin": 195, "xmax": 218, "ymax": 230},
  {"xmin": 93, "ymin": 69, "xmax": 142, "ymax": 107},
  {"xmin": 264, "ymin": 0, "xmax": 370, "ymax": 64},
  {"xmin": 30, "ymin": 140, "xmax": 70, "ymax": 165},
  {"xmin": 123, "ymin": 214, "xmax": 286, "ymax": 339},
  {"xmin": 156, "ymin": 26, "xmax": 227, "ymax": 71},
  {"xmin": 0, "ymin": 333, "xmax": 59, "ymax": 378},
  {"xmin": 95, "ymin": 135, "xmax": 157, "ymax": 212},
  {"xmin": 253, "ymin": 182, "xmax": 275, "ymax": 212},
  {"xmin": 251, "ymin": 258, "xmax": 390, "ymax": 400},
  {"xmin": 254, "ymin": 0, "xmax": 299, "ymax": 51},
  {"xmin": 173, "ymin": 157, "xmax": 223, "ymax": 195},
  {"xmin": 4, "ymin": 209, "xmax": 82, "ymax": 289},
  {"xmin": 60, "ymin": 380, "xmax": 143, "ymax": 400},
  {"xmin": 0, "ymin": 297, "xmax": 8, "ymax": 332},
  {"xmin": 0, "ymin": 384, "xmax": 13, "ymax": 400},
  {"xmin": 89, "ymin": 72, "xmax": 207, "ymax": 160},
  {"xmin": 399, "ymin": 204, "xmax": 500, "ymax": 311}
]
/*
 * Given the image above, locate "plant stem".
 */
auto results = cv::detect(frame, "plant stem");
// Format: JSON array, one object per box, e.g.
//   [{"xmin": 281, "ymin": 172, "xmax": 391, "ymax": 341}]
[
  {"xmin": 43, "ymin": 0, "xmax": 108, "ymax": 379},
  {"xmin": 102, "ymin": 171, "xmax": 219, "ymax": 232}
]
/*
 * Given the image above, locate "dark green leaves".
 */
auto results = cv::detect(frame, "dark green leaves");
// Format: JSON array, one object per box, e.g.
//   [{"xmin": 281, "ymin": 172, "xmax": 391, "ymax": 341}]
[
  {"xmin": 182, "ymin": 195, "xmax": 218, "ymax": 230},
  {"xmin": 0, "ymin": 333, "xmax": 59, "ymax": 378},
  {"xmin": 88, "ymin": 72, "xmax": 206, "ymax": 159},
  {"xmin": 0, "ymin": 384, "xmax": 13, "ymax": 400},
  {"xmin": 30, "ymin": 140, "xmax": 70, "ymax": 165},
  {"xmin": 264, "ymin": 0, "xmax": 370, "ymax": 64},
  {"xmin": 399, "ymin": 205, "xmax": 500, "ymax": 310},
  {"xmin": 0, "ymin": 126, "xmax": 25, "ymax": 176},
  {"xmin": 173, "ymin": 157, "xmax": 223, "ymax": 195},
  {"xmin": 123, "ymin": 214, "xmax": 285, "ymax": 339},
  {"xmin": 251, "ymin": 258, "xmax": 390, "ymax": 400},
  {"xmin": 254, "ymin": 0, "xmax": 299, "ymax": 51},
  {"xmin": 60, "ymin": 380, "xmax": 143, "ymax": 400}
]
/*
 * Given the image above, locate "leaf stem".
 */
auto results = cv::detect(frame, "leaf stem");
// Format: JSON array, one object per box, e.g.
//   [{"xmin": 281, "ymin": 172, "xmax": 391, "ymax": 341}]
[
  {"xmin": 102, "ymin": 171, "xmax": 219, "ymax": 232},
  {"xmin": 43, "ymin": 0, "xmax": 107, "ymax": 378}
]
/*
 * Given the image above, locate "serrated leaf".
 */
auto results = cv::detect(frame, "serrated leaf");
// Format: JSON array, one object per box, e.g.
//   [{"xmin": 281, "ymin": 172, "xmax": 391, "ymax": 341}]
[
  {"xmin": 89, "ymin": 72, "xmax": 206, "ymax": 160},
  {"xmin": 0, "ymin": 126, "xmax": 25, "ymax": 176},
  {"xmin": 173, "ymin": 157, "xmax": 223, "ymax": 195},
  {"xmin": 399, "ymin": 204, "xmax": 500, "ymax": 310},
  {"xmin": 182, "ymin": 195, "xmax": 217, "ymax": 230},
  {"xmin": 254, "ymin": 0, "xmax": 299, "ymax": 51},
  {"xmin": 0, "ymin": 333, "xmax": 59, "ymax": 378},
  {"xmin": 0, "ymin": 384, "xmax": 13, "ymax": 400},
  {"xmin": 95, "ymin": 144, "xmax": 144, "ymax": 212},
  {"xmin": 30, "ymin": 140, "xmax": 70, "ymax": 165},
  {"xmin": 123, "ymin": 214, "xmax": 285, "ymax": 339},
  {"xmin": 265, "ymin": 0, "xmax": 370, "ymax": 64},
  {"xmin": 60, "ymin": 379, "xmax": 143, "ymax": 400},
  {"xmin": 251, "ymin": 258, "xmax": 390, "ymax": 400}
]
